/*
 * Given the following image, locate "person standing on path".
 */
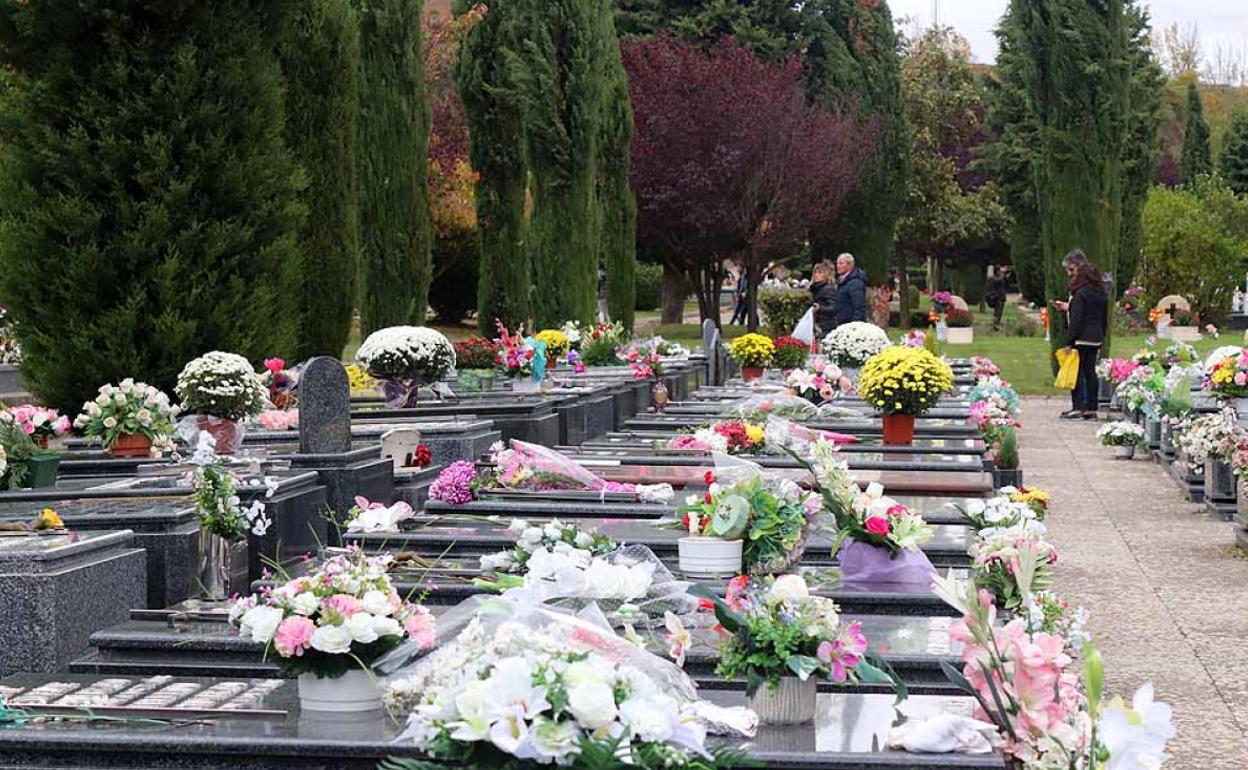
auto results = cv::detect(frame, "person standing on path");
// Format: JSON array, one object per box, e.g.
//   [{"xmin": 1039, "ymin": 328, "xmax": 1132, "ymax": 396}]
[
  {"xmin": 829, "ymin": 252, "xmax": 868, "ymax": 327},
  {"xmin": 985, "ymin": 266, "xmax": 1010, "ymax": 331},
  {"xmin": 810, "ymin": 261, "xmax": 838, "ymax": 338},
  {"xmin": 729, "ymin": 266, "xmax": 748, "ymax": 325},
  {"xmin": 1054, "ymin": 250, "xmax": 1108, "ymax": 420}
]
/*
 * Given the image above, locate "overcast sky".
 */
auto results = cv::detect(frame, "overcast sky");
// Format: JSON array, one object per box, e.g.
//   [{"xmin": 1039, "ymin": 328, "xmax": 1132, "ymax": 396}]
[{"xmin": 890, "ymin": 0, "xmax": 1248, "ymax": 64}]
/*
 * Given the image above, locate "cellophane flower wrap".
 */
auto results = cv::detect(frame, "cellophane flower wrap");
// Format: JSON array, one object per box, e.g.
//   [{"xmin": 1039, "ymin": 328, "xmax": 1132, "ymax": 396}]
[
  {"xmin": 675, "ymin": 454, "xmax": 817, "ymax": 575},
  {"xmin": 968, "ymin": 400, "xmax": 1020, "ymax": 445},
  {"xmin": 486, "ymin": 440, "xmax": 673, "ymax": 503},
  {"xmin": 493, "ymin": 321, "xmax": 539, "ymax": 379},
  {"xmin": 957, "ymin": 493, "xmax": 1042, "ymax": 531},
  {"xmin": 229, "ymin": 547, "xmax": 435, "ymax": 679},
  {"xmin": 383, "ymin": 598, "xmax": 741, "ymax": 770},
  {"xmin": 345, "ymin": 495, "xmax": 415, "ymax": 533},
  {"xmin": 74, "ymin": 379, "xmax": 178, "ymax": 446},
  {"xmin": 3, "ymin": 405, "xmax": 69, "ymax": 444},
  {"xmin": 666, "ymin": 420, "xmax": 766, "ymax": 455},
  {"xmin": 1096, "ymin": 421, "xmax": 1146, "ymax": 447},
  {"xmin": 785, "ymin": 361, "xmax": 853, "ymax": 403},
  {"xmin": 969, "ymin": 376, "xmax": 1019, "ymax": 417},
  {"xmin": 933, "ymin": 575, "xmax": 1174, "ymax": 770},
  {"xmin": 1113, "ymin": 365, "xmax": 1163, "ymax": 419},
  {"xmin": 761, "ymin": 415, "xmax": 857, "ymax": 456},
  {"xmin": 970, "ymin": 356, "xmax": 999, "ymax": 378},
  {"xmin": 175, "ymin": 351, "xmax": 267, "ymax": 420},
  {"xmin": 1173, "ymin": 408, "xmax": 1245, "ymax": 468},
  {"xmin": 820, "ymin": 322, "xmax": 891, "ymax": 368},
  {"xmin": 728, "ymin": 333, "xmax": 774, "ymax": 368},
  {"xmin": 479, "ymin": 518, "xmax": 618, "ymax": 575},
  {"xmin": 858, "ymin": 345, "xmax": 954, "ymax": 416},
  {"xmin": 691, "ymin": 574, "xmax": 896, "ymax": 697}
]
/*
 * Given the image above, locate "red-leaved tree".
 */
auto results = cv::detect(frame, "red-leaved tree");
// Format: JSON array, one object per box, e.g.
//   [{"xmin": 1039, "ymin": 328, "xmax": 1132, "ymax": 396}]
[{"xmin": 624, "ymin": 34, "xmax": 875, "ymax": 328}]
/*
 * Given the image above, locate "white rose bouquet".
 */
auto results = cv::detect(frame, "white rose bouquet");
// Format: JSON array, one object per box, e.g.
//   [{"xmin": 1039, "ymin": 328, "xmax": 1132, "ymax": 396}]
[
  {"xmin": 1173, "ymin": 408, "xmax": 1245, "ymax": 469},
  {"xmin": 1095, "ymin": 421, "xmax": 1146, "ymax": 448},
  {"xmin": 229, "ymin": 547, "xmax": 435, "ymax": 678},
  {"xmin": 478, "ymin": 518, "xmax": 617, "ymax": 575},
  {"xmin": 74, "ymin": 379, "xmax": 179, "ymax": 447},
  {"xmin": 357, "ymin": 326, "xmax": 456, "ymax": 407},
  {"xmin": 175, "ymin": 351, "xmax": 267, "ymax": 421},
  {"xmin": 820, "ymin": 322, "xmax": 891, "ymax": 368}
]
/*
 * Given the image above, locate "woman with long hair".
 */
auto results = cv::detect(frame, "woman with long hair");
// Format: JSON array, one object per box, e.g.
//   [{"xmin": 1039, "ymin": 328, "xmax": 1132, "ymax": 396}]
[{"xmin": 1053, "ymin": 250, "xmax": 1108, "ymax": 419}]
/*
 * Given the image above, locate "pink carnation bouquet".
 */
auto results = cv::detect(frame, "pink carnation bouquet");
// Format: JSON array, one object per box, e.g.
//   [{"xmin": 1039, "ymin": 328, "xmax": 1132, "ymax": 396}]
[{"xmin": 228, "ymin": 547, "xmax": 435, "ymax": 678}]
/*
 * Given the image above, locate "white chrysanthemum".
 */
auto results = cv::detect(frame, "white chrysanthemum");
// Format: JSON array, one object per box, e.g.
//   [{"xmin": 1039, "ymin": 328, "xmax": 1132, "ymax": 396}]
[
  {"xmin": 357, "ymin": 326, "xmax": 456, "ymax": 382},
  {"xmin": 821, "ymin": 322, "xmax": 891, "ymax": 367}
]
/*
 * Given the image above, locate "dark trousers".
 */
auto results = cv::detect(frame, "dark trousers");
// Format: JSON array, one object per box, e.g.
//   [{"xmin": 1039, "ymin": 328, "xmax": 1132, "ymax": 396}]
[
  {"xmin": 1071, "ymin": 344, "xmax": 1100, "ymax": 411},
  {"xmin": 729, "ymin": 295, "xmax": 747, "ymax": 325}
]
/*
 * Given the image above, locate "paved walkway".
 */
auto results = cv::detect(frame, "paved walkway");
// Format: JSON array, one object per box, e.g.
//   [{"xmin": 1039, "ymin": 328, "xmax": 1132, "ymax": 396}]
[{"xmin": 1021, "ymin": 396, "xmax": 1248, "ymax": 768}]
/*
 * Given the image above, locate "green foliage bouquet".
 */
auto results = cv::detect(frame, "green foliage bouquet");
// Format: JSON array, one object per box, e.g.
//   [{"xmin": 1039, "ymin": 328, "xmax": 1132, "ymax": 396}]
[{"xmin": 175, "ymin": 351, "xmax": 267, "ymax": 421}]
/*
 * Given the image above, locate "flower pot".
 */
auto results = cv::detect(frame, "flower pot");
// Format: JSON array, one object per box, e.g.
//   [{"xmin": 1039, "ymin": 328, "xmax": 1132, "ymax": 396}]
[
  {"xmin": 24, "ymin": 453, "xmax": 59, "ymax": 489},
  {"xmin": 741, "ymin": 366, "xmax": 764, "ymax": 382},
  {"xmin": 678, "ymin": 536, "xmax": 743, "ymax": 578},
  {"xmin": 196, "ymin": 415, "xmax": 245, "ymax": 455},
  {"xmin": 881, "ymin": 414, "xmax": 915, "ymax": 445},
  {"xmin": 748, "ymin": 676, "xmax": 817, "ymax": 725},
  {"xmin": 994, "ymin": 467, "xmax": 1023, "ymax": 489},
  {"xmin": 297, "ymin": 669, "xmax": 382, "ymax": 714},
  {"xmin": 946, "ymin": 327, "xmax": 974, "ymax": 345},
  {"xmin": 1112, "ymin": 445, "xmax": 1136, "ymax": 460},
  {"xmin": 1228, "ymin": 398, "xmax": 1248, "ymax": 421},
  {"xmin": 196, "ymin": 529, "xmax": 249, "ymax": 601},
  {"xmin": 107, "ymin": 433, "xmax": 154, "ymax": 458}
]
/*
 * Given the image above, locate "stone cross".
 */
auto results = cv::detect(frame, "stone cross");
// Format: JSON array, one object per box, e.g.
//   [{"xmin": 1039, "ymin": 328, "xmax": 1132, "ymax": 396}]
[{"xmin": 297, "ymin": 357, "xmax": 352, "ymax": 455}]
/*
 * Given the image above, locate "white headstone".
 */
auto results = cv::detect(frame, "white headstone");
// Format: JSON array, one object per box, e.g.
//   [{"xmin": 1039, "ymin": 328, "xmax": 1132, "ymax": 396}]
[{"xmin": 380, "ymin": 427, "xmax": 422, "ymax": 473}]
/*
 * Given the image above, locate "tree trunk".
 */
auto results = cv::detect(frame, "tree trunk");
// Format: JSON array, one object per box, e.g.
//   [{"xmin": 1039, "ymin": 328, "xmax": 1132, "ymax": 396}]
[
  {"xmin": 745, "ymin": 254, "xmax": 760, "ymax": 332},
  {"xmin": 660, "ymin": 262, "xmax": 685, "ymax": 324},
  {"xmin": 898, "ymin": 248, "xmax": 910, "ymax": 329}
]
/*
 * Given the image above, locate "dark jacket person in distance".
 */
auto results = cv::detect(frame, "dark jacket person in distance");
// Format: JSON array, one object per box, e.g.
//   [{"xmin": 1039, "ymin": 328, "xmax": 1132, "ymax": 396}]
[
  {"xmin": 830, "ymin": 252, "xmax": 868, "ymax": 327},
  {"xmin": 810, "ymin": 261, "xmax": 838, "ymax": 338},
  {"xmin": 1055, "ymin": 250, "xmax": 1108, "ymax": 419}
]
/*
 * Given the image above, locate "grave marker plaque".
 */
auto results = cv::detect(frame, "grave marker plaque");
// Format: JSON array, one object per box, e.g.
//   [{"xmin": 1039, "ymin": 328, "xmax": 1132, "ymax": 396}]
[{"xmin": 298, "ymin": 357, "xmax": 352, "ymax": 455}]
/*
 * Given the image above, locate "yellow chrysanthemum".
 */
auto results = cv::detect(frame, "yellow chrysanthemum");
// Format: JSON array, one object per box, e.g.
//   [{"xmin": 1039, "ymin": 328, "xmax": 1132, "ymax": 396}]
[
  {"xmin": 729, "ymin": 333, "xmax": 776, "ymax": 368},
  {"xmin": 535, "ymin": 330, "xmax": 570, "ymax": 357},
  {"xmin": 744, "ymin": 423, "xmax": 766, "ymax": 444}
]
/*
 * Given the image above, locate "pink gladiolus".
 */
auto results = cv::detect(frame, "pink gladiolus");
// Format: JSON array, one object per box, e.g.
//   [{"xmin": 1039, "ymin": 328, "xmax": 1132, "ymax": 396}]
[
  {"xmin": 403, "ymin": 607, "xmax": 437, "ymax": 649},
  {"xmin": 264, "ymin": 358, "xmax": 286, "ymax": 374},
  {"xmin": 273, "ymin": 615, "xmax": 316, "ymax": 657}
]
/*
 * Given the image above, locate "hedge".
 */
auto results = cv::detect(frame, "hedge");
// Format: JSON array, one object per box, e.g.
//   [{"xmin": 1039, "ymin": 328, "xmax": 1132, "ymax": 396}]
[
  {"xmin": 635, "ymin": 262, "xmax": 662, "ymax": 311},
  {"xmin": 759, "ymin": 288, "xmax": 810, "ymax": 337}
]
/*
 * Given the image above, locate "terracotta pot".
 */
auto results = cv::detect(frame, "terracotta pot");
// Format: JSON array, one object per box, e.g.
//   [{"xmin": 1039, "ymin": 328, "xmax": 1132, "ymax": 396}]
[
  {"xmin": 741, "ymin": 366, "xmax": 764, "ymax": 382},
  {"xmin": 107, "ymin": 433, "xmax": 154, "ymax": 458},
  {"xmin": 881, "ymin": 413, "xmax": 915, "ymax": 445},
  {"xmin": 196, "ymin": 415, "xmax": 245, "ymax": 454}
]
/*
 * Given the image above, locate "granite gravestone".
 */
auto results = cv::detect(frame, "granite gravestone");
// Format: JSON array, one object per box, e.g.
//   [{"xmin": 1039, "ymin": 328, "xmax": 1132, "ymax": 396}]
[
  {"xmin": 298, "ymin": 357, "xmax": 352, "ymax": 455},
  {"xmin": 701, "ymin": 319, "xmax": 718, "ymax": 386}
]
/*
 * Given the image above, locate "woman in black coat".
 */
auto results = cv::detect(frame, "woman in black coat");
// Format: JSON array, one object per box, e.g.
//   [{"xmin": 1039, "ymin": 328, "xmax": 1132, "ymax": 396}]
[
  {"xmin": 1054, "ymin": 251, "xmax": 1108, "ymax": 420},
  {"xmin": 810, "ymin": 262, "xmax": 838, "ymax": 337}
]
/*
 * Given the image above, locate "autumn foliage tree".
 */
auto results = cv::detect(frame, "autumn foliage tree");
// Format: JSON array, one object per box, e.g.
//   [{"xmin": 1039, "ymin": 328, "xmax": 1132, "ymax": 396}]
[{"xmin": 625, "ymin": 34, "xmax": 872, "ymax": 329}]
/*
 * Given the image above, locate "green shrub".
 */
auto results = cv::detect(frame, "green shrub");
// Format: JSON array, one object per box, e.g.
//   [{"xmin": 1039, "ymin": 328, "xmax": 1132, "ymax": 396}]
[
  {"xmin": 1001, "ymin": 314, "xmax": 1040, "ymax": 337},
  {"xmin": 907, "ymin": 285, "xmax": 921, "ymax": 310},
  {"xmin": 758, "ymin": 288, "xmax": 810, "ymax": 337},
  {"xmin": 996, "ymin": 426, "xmax": 1019, "ymax": 469},
  {"xmin": 635, "ymin": 262, "xmax": 662, "ymax": 311}
]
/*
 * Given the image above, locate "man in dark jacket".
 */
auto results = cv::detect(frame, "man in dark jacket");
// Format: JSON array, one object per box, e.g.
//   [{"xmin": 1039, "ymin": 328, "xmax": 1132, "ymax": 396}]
[
  {"xmin": 810, "ymin": 262, "xmax": 838, "ymax": 337},
  {"xmin": 829, "ymin": 253, "xmax": 868, "ymax": 327}
]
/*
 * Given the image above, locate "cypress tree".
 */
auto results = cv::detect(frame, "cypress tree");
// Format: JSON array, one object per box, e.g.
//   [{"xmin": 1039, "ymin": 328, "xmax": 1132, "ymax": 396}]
[
  {"xmin": 0, "ymin": 1, "xmax": 304, "ymax": 411},
  {"xmin": 597, "ymin": 2, "xmax": 637, "ymax": 332},
  {"xmin": 456, "ymin": 0, "xmax": 532, "ymax": 334},
  {"xmin": 279, "ymin": 0, "xmax": 361, "ymax": 359},
  {"xmin": 354, "ymin": 0, "xmax": 434, "ymax": 335},
  {"xmin": 1219, "ymin": 112, "xmax": 1248, "ymax": 195},
  {"xmin": 1117, "ymin": 2, "xmax": 1164, "ymax": 294},
  {"xmin": 1180, "ymin": 80, "xmax": 1212, "ymax": 186},
  {"xmin": 515, "ymin": 0, "xmax": 603, "ymax": 328}
]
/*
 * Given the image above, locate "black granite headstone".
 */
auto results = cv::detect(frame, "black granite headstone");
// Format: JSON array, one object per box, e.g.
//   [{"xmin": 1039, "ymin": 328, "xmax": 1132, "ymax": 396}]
[{"xmin": 297, "ymin": 357, "xmax": 351, "ymax": 455}]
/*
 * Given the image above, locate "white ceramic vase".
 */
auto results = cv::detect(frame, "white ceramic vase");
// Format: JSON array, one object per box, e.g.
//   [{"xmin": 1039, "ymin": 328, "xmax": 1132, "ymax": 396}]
[
  {"xmin": 1112, "ymin": 445, "xmax": 1136, "ymax": 460},
  {"xmin": 297, "ymin": 669, "xmax": 382, "ymax": 713},
  {"xmin": 677, "ymin": 536, "xmax": 742, "ymax": 578},
  {"xmin": 749, "ymin": 676, "xmax": 817, "ymax": 725}
]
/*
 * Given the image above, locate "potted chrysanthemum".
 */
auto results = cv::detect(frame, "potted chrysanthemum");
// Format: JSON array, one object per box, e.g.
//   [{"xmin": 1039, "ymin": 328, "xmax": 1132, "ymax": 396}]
[
  {"xmin": 858, "ymin": 346, "xmax": 954, "ymax": 444},
  {"xmin": 729, "ymin": 333, "xmax": 774, "ymax": 381},
  {"xmin": 74, "ymin": 380, "xmax": 179, "ymax": 458},
  {"xmin": 357, "ymin": 326, "xmax": 457, "ymax": 407},
  {"xmin": 820, "ymin": 322, "xmax": 891, "ymax": 379},
  {"xmin": 175, "ymin": 352, "xmax": 268, "ymax": 454}
]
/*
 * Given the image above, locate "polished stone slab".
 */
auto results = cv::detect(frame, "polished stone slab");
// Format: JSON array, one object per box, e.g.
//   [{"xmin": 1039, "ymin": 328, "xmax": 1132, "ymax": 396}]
[
  {"xmin": 561, "ymin": 449, "xmax": 982, "ymax": 473},
  {"xmin": 0, "ymin": 672, "xmax": 1001, "ymax": 770},
  {"xmin": 577, "ymin": 433, "xmax": 987, "ymax": 456},
  {"xmin": 625, "ymin": 413, "xmax": 982, "ymax": 439},
  {"xmin": 0, "ymin": 530, "xmax": 146, "ymax": 675}
]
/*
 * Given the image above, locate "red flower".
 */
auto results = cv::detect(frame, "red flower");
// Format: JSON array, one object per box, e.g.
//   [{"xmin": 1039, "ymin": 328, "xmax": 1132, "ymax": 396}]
[
  {"xmin": 885, "ymin": 503, "xmax": 909, "ymax": 518},
  {"xmin": 704, "ymin": 470, "xmax": 715, "ymax": 485},
  {"xmin": 681, "ymin": 513, "xmax": 691, "ymax": 530},
  {"xmin": 865, "ymin": 516, "xmax": 891, "ymax": 536},
  {"xmin": 697, "ymin": 598, "xmax": 716, "ymax": 611},
  {"xmin": 703, "ymin": 492, "xmax": 713, "ymax": 504},
  {"xmin": 413, "ymin": 444, "xmax": 432, "ymax": 468}
]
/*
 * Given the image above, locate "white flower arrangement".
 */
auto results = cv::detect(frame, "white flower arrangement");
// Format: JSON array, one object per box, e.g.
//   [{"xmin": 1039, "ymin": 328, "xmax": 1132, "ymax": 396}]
[
  {"xmin": 387, "ymin": 613, "xmax": 713, "ymax": 767},
  {"xmin": 479, "ymin": 518, "xmax": 616, "ymax": 574},
  {"xmin": 1114, "ymin": 366, "xmax": 1161, "ymax": 419},
  {"xmin": 357, "ymin": 325, "xmax": 456, "ymax": 382},
  {"xmin": 1173, "ymin": 408, "xmax": 1245, "ymax": 468},
  {"xmin": 820, "ymin": 322, "xmax": 891, "ymax": 368},
  {"xmin": 1096, "ymin": 421, "xmax": 1146, "ymax": 448},
  {"xmin": 74, "ymin": 379, "xmax": 179, "ymax": 444},
  {"xmin": 959, "ymin": 495, "xmax": 1040, "ymax": 530},
  {"xmin": 175, "ymin": 351, "xmax": 267, "ymax": 421}
]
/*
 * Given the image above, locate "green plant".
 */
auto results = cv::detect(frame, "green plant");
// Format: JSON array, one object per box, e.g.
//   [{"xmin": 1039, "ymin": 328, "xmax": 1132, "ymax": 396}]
[
  {"xmin": 453, "ymin": 337, "xmax": 497, "ymax": 370},
  {"xmin": 996, "ymin": 426, "xmax": 1019, "ymax": 470},
  {"xmin": 859, "ymin": 346, "xmax": 954, "ymax": 416},
  {"xmin": 0, "ymin": 422, "xmax": 35, "ymax": 490},
  {"xmin": 634, "ymin": 262, "xmax": 663, "ymax": 311},
  {"xmin": 580, "ymin": 321, "xmax": 627, "ymax": 366},
  {"xmin": 770, "ymin": 336, "xmax": 810, "ymax": 369},
  {"xmin": 758, "ymin": 288, "xmax": 811, "ymax": 337}
]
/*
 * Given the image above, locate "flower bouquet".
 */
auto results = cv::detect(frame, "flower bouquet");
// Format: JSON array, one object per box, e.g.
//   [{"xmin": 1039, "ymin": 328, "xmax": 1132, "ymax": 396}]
[
  {"xmin": 428, "ymin": 460, "xmax": 481, "ymax": 504},
  {"xmin": 357, "ymin": 326, "xmax": 457, "ymax": 407},
  {"xmin": 493, "ymin": 321, "xmax": 547, "ymax": 390},
  {"xmin": 969, "ymin": 376, "xmax": 1019, "ymax": 417},
  {"xmin": 785, "ymin": 361, "xmax": 852, "ymax": 404},
  {"xmin": 1096, "ymin": 421, "xmax": 1146, "ymax": 459},
  {"xmin": 930, "ymin": 290, "xmax": 953, "ymax": 312},
  {"xmin": 858, "ymin": 345, "xmax": 954, "ymax": 444},
  {"xmin": 1114, "ymin": 365, "xmax": 1164, "ymax": 420},
  {"xmin": 74, "ymin": 380, "xmax": 178, "ymax": 458},
  {"xmin": 535, "ymin": 329, "xmax": 570, "ymax": 364},
  {"xmin": 1002, "ymin": 485, "xmax": 1049, "ymax": 519},
  {"xmin": 969, "ymin": 522, "xmax": 1057, "ymax": 610},
  {"xmin": 899, "ymin": 329, "xmax": 926, "ymax": 349},
  {"xmin": 478, "ymin": 440, "xmax": 673, "ymax": 502},
  {"xmin": 968, "ymin": 400, "xmax": 1019, "ymax": 448},
  {"xmin": 728, "ymin": 333, "xmax": 774, "ymax": 380},
  {"xmin": 1173, "ymin": 408, "xmax": 1244, "ymax": 471},
  {"xmin": 820, "ymin": 322, "xmax": 891, "ymax": 369},
  {"xmin": 344, "ymin": 495, "xmax": 415, "ymax": 533},
  {"xmin": 675, "ymin": 459, "xmax": 817, "ymax": 576},
  {"xmin": 729, "ymin": 392, "xmax": 819, "ymax": 423},
  {"xmin": 957, "ymin": 494, "xmax": 1042, "ymax": 531},
  {"xmin": 384, "ymin": 601, "xmax": 740, "ymax": 770},
  {"xmin": 620, "ymin": 338, "xmax": 664, "ymax": 380},
  {"xmin": 230, "ymin": 547, "xmax": 435, "ymax": 712},
  {"xmin": 770, "ymin": 335, "xmax": 810, "ymax": 370},
  {"xmin": 1206, "ymin": 349, "xmax": 1248, "ymax": 416},
  {"xmin": 454, "ymin": 336, "xmax": 499, "ymax": 370},
  {"xmin": 689, "ymin": 575, "xmax": 899, "ymax": 724},
  {"xmin": 187, "ymin": 433, "xmax": 273, "ymax": 599},
  {"xmin": 478, "ymin": 518, "xmax": 617, "ymax": 575},
  {"xmin": 176, "ymin": 351, "xmax": 268, "ymax": 453},
  {"xmin": 579, "ymin": 321, "xmax": 626, "ymax": 366},
  {"xmin": 970, "ymin": 356, "xmax": 999, "ymax": 378},
  {"xmin": 261, "ymin": 357, "xmax": 299, "ymax": 410},
  {"xmin": 666, "ymin": 420, "xmax": 765, "ymax": 455},
  {"xmin": 3, "ymin": 405, "xmax": 69, "ymax": 449}
]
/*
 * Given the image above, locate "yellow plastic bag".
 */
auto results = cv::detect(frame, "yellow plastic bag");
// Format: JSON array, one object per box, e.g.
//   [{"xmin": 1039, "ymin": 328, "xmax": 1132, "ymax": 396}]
[{"xmin": 1054, "ymin": 348, "xmax": 1079, "ymax": 390}]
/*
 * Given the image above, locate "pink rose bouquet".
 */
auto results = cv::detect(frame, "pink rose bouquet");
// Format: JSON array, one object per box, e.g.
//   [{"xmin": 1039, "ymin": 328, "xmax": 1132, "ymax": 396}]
[{"xmin": 3, "ymin": 404, "xmax": 70, "ymax": 445}]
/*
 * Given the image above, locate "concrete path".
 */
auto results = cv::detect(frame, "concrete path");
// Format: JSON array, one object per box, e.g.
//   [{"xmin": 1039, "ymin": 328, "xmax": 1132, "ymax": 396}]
[{"xmin": 1022, "ymin": 396, "xmax": 1248, "ymax": 768}]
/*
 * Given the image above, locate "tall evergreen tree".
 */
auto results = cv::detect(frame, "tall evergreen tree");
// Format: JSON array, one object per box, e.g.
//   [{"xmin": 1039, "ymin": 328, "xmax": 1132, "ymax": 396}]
[
  {"xmin": 354, "ymin": 0, "xmax": 434, "ymax": 335},
  {"xmin": 0, "ymin": 1, "xmax": 304, "ymax": 410},
  {"xmin": 1179, "ymin": 80, "xmax": 1212, "ymax": 186},
  {"xmin": 1219, "ymin": 112, "xmax": 1248, "ymax": 195},
  {"xmin": 456, "ymin": 0, "xmax": 532, "ymax": 334},
  {"xmin": 515, "ymin": 0, "xmax": 603, "ymax": 328},
  {"xmin": 597, "ymin": 4, "xmax": 638, "ymax": 332},
  {"xmin": 280, "ymin": 0, "xmax": 361, "ymax": 359},
  {"xmin": 1117, "ymin": 3, "xmax": 1164, "ymax": 294},
  {"xmin": 1008, "ymin": 0, "xmax": 1132, "ymax": 362}
]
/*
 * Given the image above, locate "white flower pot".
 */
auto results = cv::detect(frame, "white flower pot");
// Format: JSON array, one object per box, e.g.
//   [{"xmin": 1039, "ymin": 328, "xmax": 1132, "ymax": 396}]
[
  {"xmin": 297, "ymin": 669, "xmax": 382, "ymax": 713},
  {"xmin": 1112, "ymin": 445, "xmax": 1136, "ymax": 460},
  {"xmin": 677, "ymin": 536, "xmax": 742, "ymax": 578},
  {"xmin": 946, "ymin": 327, "xmax": 974, "ymax": 345},
  {"xmin": 749, "ymin": 676, "xmax": 817, "ymax": 725},
  {"xmin": 1168, "ymin": 325, "xmax": 1200, "ymax": 342}
]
